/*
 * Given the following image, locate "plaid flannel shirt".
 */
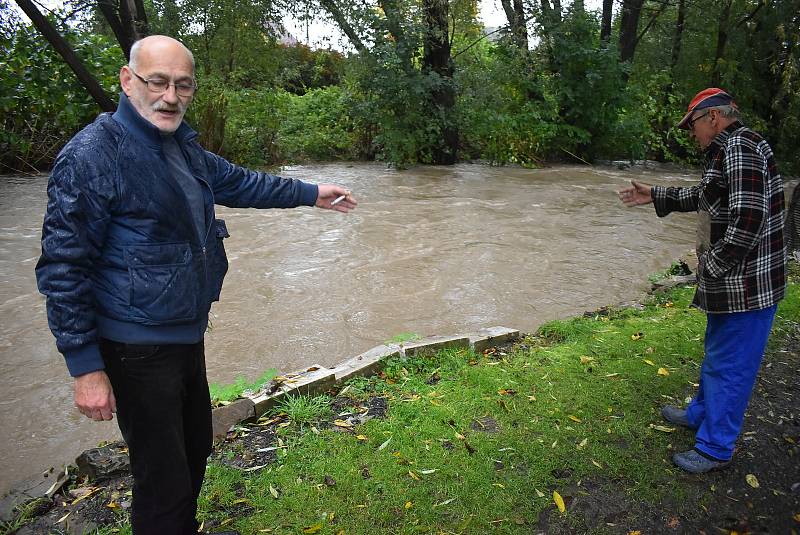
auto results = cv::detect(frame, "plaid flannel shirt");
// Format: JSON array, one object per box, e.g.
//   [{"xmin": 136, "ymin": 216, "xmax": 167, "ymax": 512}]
[{"xmin": 651, "ymin": 122, "xmax": 787, "ymax": 313}]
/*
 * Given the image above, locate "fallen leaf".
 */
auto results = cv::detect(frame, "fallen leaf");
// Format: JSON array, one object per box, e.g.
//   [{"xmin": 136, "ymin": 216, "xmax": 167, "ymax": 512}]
[
  {"xmin": 793, "ymin": 512, "xmax": 800, "ymax": 522},
  {"xmin": 405, "ymin": 501, "xmax": 413, "ymax": 509},
  {"xmin": 631, "ymin": 332, "xmax": 643, "ymax": 341},
  {"xmin": 643, "ymin": 359, "xmax": 655, "ymax": 366},
  {"xmin": 580, "ymin": 356, "xmax": 594, "ymax": 364},
  {"xmin": 577, "ymin": 438, "xmax": 588, "ymax": 449},
  {"xmin": 605, "ymin": 373, "xmax": 619, "ymax": 378},
  {"xmin": 269, "ymin": 484, "xmax": 279, "ymax": 499},
  {"xmin": 493, "ymin": 483, "xmax": 506, "ymax": 489},
  {"xmin": 535, "ymin": 488, "xmax": 545, "ymax": 498},
  {"xmin": 302, "ymin": 524, "xmax": 322, "ymax": 534},
  {"xmin": 657, "ymin": 368, "xmax": 670, "ymax": 376},
  {"xmin": 419, "ymin": 469, "xmax": 438, "ymax": 475},
  {"xmin": 649, "ymin": 424, "xmax": 676, "ymax": 433},
  {"xmin": 334, "ymin": 419, "xmax": 353, "ymax": 428},
  {"xmin": 356, "ymin": 434, "xmax": 368, "ymax": 441},
  {"xmin": 527, "ymin": 395, "xmax": 537, "ymax": 401},
  {"xmin": 568, "ymin": 415, "xmax": 582, "ymax": 423},
  {"xmin": 106, "ymin": 501, "xmax": 119, "ymax": 509},
  {"xmin": 645, "ymin": 346, "xmax": 655, "ymax": 354},
  {"xmin": 498, "ymin": 389, "xmax": 517, "ymax": 395},
  {"xmin": 628, "ymin": 531, "xmax": 642, "ymax": 535},
  {"xmin": 378, "ymin": 437, "xmax": 392, "ymax": 451},
  {"xmin": 746, "ymin": 474, "xmax": 760, "ymax": 488},
  {"xmin": 553, "ymin": 490, "xmax": 566, "ymax": 513},
  {"xmin": 408, "ymin": 470, "xmax": 420, "ymax": 480},
  {"xmin": 455, "ymin": 432, "xmax": 465, "ymax": 440},
  {"xmin": 433, "ymin": 498, "xmax": 456, "ymax": 507},
  {"xmin": 591, "ymin": 459, "xmax": 603, "ymax": 468}
]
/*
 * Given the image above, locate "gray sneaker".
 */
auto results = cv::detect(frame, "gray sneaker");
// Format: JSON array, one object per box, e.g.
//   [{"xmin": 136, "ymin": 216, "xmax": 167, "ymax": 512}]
[
  {"xmin": 661, "ymin": 405, "xmax": 694, "ymax": 429},
  {"xmin": 673, "ymin": 449, "xmax": 731, "ymax": 473}
]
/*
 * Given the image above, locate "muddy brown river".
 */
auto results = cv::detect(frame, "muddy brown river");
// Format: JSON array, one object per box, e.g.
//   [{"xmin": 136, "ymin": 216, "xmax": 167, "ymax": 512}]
[{"xmin": 1, "ymin": 162, "xmax": 706, "ymax": 492}]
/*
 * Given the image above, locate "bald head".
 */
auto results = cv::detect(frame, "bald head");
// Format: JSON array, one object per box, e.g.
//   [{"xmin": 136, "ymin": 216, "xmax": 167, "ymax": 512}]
[{"xmin": 129, "ymin": 35, "xmax": 195, "ymax": 75}]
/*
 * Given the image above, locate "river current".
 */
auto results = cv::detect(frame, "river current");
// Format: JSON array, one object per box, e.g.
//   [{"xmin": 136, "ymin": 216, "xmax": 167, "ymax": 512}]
[{"xmin": 0, "ymin": 162, "xmax": 703, "ymax": 491}]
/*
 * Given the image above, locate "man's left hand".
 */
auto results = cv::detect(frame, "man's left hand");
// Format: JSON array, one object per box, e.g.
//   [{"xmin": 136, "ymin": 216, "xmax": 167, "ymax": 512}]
[{"xmin": 316, "ymin": 184, "xmax": 357, "ymax": 213}]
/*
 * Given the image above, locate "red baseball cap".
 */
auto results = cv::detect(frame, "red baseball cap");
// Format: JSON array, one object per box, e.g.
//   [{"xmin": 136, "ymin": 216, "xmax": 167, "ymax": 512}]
[{"xmin": 676, "ymin": 88, "xmax": 737, "ymax": 129}]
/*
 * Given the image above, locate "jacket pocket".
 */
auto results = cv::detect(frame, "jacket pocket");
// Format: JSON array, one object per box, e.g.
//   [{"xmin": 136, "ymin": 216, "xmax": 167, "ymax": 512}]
[
  {"xmin": 208, "ymin": 219, "xmax": 230, "ymax": 302},
  {"xmin": 124, "ymin": 242, "xmax": 198, "ymax": 323}
]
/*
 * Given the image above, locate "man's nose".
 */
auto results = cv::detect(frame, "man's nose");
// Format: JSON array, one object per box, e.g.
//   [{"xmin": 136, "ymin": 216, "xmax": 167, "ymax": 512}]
[{"xmin": 161, "ymin": 84, "xmax": 179, "ymax": 103}]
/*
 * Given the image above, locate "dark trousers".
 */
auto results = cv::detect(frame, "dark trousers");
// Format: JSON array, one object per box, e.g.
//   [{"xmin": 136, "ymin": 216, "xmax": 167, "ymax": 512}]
[{"xmin": 100, "ymin": 339, "xmax": 213, "ymax": 535}]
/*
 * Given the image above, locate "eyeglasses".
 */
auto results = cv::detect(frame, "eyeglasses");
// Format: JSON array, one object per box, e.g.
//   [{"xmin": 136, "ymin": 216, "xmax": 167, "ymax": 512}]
[
  {"xmin": 687, "ymin": 110, "xmax": 711, "ymax": 130},
  {"xmin": 130, "ymin": 68, "xmax": 197, "ymax": 97}
]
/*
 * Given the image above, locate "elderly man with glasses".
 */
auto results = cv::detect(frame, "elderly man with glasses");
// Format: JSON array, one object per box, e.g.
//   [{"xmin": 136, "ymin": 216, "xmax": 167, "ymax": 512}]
[
  {"xmin": 35, "ymin": 35, "xmax": 356, "ymax": 534},
  {"xmin": 617, "ymin": 88, "xmax": 787, "ymax": 473}
]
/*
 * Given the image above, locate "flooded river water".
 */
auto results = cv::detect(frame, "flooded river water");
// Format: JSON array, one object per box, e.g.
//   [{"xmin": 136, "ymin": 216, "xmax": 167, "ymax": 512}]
[{"xmin": 1, "ymin": 162, "xmax": 704, "ymax": 492}]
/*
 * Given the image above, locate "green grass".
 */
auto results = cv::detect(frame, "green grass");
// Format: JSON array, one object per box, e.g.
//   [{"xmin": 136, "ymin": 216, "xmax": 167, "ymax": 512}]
[
  {"xmin": 188, "ymin": 277, "xmax": 800, "ymax": 534},
  {"xmin": 208, "ymin": 369, "xmax": 278, "ymax": 404}
]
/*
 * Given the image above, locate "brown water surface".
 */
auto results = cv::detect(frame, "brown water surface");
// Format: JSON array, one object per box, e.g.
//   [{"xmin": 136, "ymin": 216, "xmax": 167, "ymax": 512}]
[{"xmin": 0, "ymin": 162, "xmax": 702, "ymax": 492}]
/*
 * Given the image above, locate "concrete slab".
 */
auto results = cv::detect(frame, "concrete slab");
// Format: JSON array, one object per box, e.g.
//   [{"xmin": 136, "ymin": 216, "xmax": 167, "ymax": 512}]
[
  {"xmin": 402, "ymin": 335, "xmax": 470, "ymax": 357},
  {"xmin": 211, "ymin": 398, "xmax": 256, "ymax": 440},
  {"xmin": 332, "ymin": 344, "xmax": 402, "ymax": 383},
  {"xmin": 468, "ymin": 326, "xmax": 521, "ymax": 354},
  {"xmin": 249, "ymin": 366, "xmax": 336, "ymax": 417}
]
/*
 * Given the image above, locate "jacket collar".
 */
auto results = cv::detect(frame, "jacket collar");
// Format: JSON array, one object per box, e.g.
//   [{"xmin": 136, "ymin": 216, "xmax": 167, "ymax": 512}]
[
  {"xmin": 704, "ymin": 120, "xmax": 744, "ymax": 159},
  {"xmin": 112, "ymin": 93, "xmax": 198, "ymax": 149}
]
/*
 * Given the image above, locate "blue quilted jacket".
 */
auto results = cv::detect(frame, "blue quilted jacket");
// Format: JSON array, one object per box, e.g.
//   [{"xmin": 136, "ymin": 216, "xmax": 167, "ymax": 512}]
[{"xmin": 36, "ymin": 94, "xmax": 318, "ymax": 377}]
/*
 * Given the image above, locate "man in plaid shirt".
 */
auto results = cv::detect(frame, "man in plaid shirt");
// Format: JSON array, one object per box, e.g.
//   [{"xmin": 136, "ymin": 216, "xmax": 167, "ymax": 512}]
[{"xmin": 618, "ymin": 88, "xmax": 787, "ymax": 473}]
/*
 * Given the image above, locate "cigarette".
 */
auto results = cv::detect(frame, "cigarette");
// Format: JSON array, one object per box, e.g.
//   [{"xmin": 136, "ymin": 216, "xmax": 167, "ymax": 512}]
[{"xmin": 331, "ymin": 195, "xmax": 346, "ymax": 206}]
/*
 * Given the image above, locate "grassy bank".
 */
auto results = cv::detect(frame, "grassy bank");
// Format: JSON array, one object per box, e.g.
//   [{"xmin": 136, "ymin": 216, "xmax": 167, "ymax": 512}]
[{"xmin": 187, "ymin": 269, "xmax": 799, "ymax": 534}]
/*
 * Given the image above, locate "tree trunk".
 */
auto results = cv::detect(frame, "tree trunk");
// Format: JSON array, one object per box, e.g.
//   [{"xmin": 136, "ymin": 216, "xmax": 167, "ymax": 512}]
[
  {"xmin": 15, "ymin": 0, "xmax": 116, "ymax": 112},
  {"xmin": 97, "ymin": 0, "xmax": 149, "ymax": 60},
  {"xmin": 422, "ymin": 0, "xmax": 458, "ymax": 164},
  {"xmin": 600, "ymin": 0, "xmax": 613, "ymax": 43},
  {"xmin": 711, "ymin": 0, "xmax": 733, "ymax": 87},
  {"xmin": 618, "ymin": 0, "xmax": 644, "ymax": 63},
  {"xmin": 501, "ymin": 0, "xmax": 528, "ymax": 50}
]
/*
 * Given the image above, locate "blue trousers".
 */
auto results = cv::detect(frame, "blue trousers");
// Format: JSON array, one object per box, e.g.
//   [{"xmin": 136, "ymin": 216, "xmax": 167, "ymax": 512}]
[{"xmin": 685, "ymin": 305, "xmax": 777, "ymax": 461}]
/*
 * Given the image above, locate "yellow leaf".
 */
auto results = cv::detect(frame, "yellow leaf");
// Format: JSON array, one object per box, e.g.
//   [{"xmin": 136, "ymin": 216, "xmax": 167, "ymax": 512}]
[
  {"xmin": 665, "ymin": 301, "xmax": 674, "ymax": 307},
  {"xmin": 553, "ymin": 491, "xmax": 566, "ymax": 513},
  {"xmin": 455, "ymin": 432, "xmax": 465, "ymax": 440},
  {"xmin": 334, "ymin": 419, "xmax": 353, "ymax": 428},
  {"xmin": 303, "ymin": 524, "xmax": 322, "ymax": 534},
  {"xmin": 580, "ymin": 356, "xmax": 594, "ymax": 364},
  {"xmin": 409, "ymin": 470, "xmax": 420, "ymax": 480},
  {"xmin": 628, "ymin": 531, "xmax": 642, "ymax": 535},
  {"xmin": 568, "ymin": 415, "xmax": 582, "ymax": 423},
  {"xmin": 106, "ymin": 501, "xmax": 119, "ymax": 509},
  {"xmin": 745, "ymin": 474, "xmax": 760, "ymax": 488},
  {"xmin": 405, "ymin": 501, "xmax": 413, "ymax": 509},
  {"xmin": 649, "ymin": 424, "xmax": 676, "ymax": 432},
  {"xmin": 577, "ymin": 438, "xmax": 588, "ymax": 449},
  {"xmin": 645, "ymin": 346, "xmax": 655, "ymax": 354},
  {"xmin": 527, "ymin": 395, "xmax": 537, "ymax": 401},
  {"xmin": 643, "ymin": 359, "xmax": 655, "ymax": 366},
  {"xmin": 269, "ymin": 484, "xmax": 279, "ymax": 499},
  {"xmin": 429, "ymin": 399, "xmax": 441, "ymax": 406},
  {"xmin": 493, "ymin": 483, "xmax": 505, "ymax": 489},
  {"xmin": 793, "ymin": 512, "xmax": 800, "ymax": 521},
  {"xmin": 356, "ymin": 435, "xmax": 368, "ymax": 441},
  {"xmin": 591, "ymin": 459, "xmax": 602, "ymax": 468},
  {"xmin": 657, "ymin": 368, "xmax": 670, "ymax": 376},
  {"xmin": 631, "ymin": 332, "xmax": 643, "ymax": 341}
]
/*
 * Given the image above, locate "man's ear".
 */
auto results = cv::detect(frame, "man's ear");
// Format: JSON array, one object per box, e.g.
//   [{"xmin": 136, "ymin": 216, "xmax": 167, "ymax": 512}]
[{"xmin": 120, "ymin": 66, "xmax": 133, "ymax": 96}]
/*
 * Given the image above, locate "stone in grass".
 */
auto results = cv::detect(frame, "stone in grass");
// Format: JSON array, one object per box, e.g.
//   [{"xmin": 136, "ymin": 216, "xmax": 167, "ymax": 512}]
[
  {"xmin": 212, "ymin": 398, "xmax": 256, "ymax": 441},
  {"xmin": 250, "ymin": 365, "xmax": 336, "ymax": 416},
  {"xmin": 467, "ymin": 326, "xmax": 520, "ymax": 354},
  {"xmin": 332, "ymin": 344, "xmax": 402, "ymax": 383},
  {"xmin": 401, "ymin": 335, "xmax": 470, "ymax": 358},
  {"xmin": 75, "ymin": 442, "xmax": 130, "ymax": 482}
]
